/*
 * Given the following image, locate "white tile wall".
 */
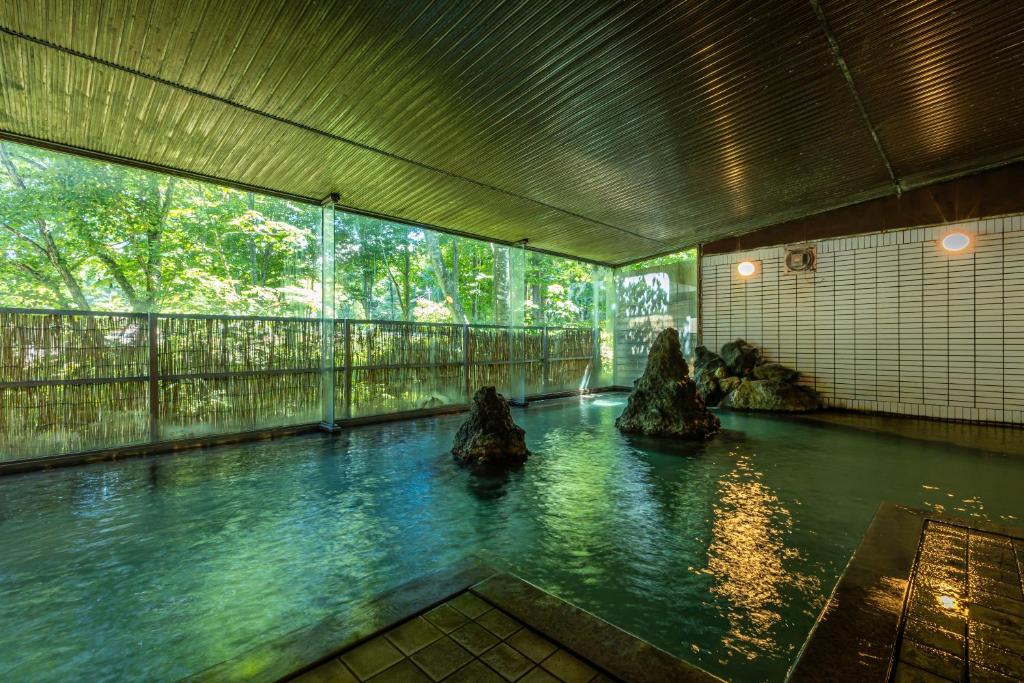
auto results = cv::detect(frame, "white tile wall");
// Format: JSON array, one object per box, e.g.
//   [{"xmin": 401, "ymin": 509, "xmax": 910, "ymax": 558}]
[{"xmin": 700, "ymin": 216, "xmax": 1024, "ymax": 425}]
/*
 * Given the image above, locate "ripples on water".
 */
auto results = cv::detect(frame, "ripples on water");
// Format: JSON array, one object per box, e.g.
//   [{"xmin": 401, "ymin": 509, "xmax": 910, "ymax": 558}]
[{"xmin": 1, "ymin": 395, "xmax": 1022, "ymax": 681}]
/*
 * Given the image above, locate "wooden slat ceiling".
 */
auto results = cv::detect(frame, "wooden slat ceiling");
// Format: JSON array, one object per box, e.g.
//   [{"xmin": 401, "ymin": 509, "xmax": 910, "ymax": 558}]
[{"xmin": 2, "ymin": 0, "xmax": 1023, "ymax": 266}]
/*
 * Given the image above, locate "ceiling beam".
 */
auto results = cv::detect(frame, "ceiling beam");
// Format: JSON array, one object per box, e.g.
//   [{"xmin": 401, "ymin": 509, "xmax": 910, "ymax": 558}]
[
  {"xmin": 809, "ymin": 0, "xmax": 902, "ymax": 195},
  {"xmin": 0, "ymin": 24, "xmax": 669, "ymax": 253}
]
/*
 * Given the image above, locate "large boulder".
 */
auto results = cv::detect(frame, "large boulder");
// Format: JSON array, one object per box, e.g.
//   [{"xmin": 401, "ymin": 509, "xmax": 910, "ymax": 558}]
[
  {"xmin": 692, "ymin": 346, "xmax": 728, "ymax": 405},
  {"xmin": 453, "ymin": 386, "xmax": 530, "ymax": 469},
  {"xmin": 615, "ymin": 328, "xmax": 720, "ymax": 438},
  {"xmin": 720, "ymin": 379, "xmax": 821, "ymax": 412},
  {"xmin": 720, "ymin": 339, "xmax": 761, "ymax": 376},
  {"xmin": 753, "ymin": 362, "xmax": 800, "ymax": 383},
  {"xmin": 719, "ymin": 376, "xmax": 742, "ymax": 395},
  {"xmin": 694, "ymin": 368, "xmax": 724, "ymax": 407},
  {"xmin": 694, "ymin": 346, "xmax": 726, "ymax": 374}
]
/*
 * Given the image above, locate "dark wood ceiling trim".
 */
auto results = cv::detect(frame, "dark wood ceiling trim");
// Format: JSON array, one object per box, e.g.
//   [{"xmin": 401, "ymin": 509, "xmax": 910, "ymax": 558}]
[{"xmin": 701, "ymin": 161, "xmax": 1024, "ymax": 255}]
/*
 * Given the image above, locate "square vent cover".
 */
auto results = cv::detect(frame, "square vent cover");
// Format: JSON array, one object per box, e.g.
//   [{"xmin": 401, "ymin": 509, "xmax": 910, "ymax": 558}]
[{"xmin": 784, "ymin": 245, "xmax": 816, "ymax": 274}]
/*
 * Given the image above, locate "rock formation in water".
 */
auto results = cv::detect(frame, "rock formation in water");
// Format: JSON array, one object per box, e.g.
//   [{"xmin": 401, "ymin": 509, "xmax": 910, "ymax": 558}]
[
  {"xmin": 615, "ymin": 328, "xmax": 720, "ymax": 438},
  {"xmin": 720, "ymin": 338, "xmax": 762, "ymax": 376},
  {"xmin": 720, "ymin": 378, "xmax": 822, "ymax": 412},
  {"xmin": 693, "ymin": 338, "xmax": 821, "ymax": 412},
  {"xmin": 452, "ymin": 386, "xmax": 530, "ymax": 469},
  {"xmin": 693, "ymin": 346, "xmax": 727, "ymax": 406}
]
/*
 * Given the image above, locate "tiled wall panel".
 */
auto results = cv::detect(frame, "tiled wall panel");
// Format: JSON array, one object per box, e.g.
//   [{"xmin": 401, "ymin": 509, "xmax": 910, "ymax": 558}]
[{"xmin": 700, "ymin": 216, "xmax": 1024, "ymax": 425}]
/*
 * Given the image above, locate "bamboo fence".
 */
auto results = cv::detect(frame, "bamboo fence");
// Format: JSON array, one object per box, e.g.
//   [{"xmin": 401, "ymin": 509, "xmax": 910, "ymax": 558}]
[{"xmin": 0, "ymin": 308, "xmax": 597, "ymax": 463}]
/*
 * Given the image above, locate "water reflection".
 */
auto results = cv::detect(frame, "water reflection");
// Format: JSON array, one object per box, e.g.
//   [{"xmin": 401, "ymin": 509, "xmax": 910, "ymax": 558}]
[{"xmin": 706, "ymin": 449, "xmax": 819, "ymax": 662}]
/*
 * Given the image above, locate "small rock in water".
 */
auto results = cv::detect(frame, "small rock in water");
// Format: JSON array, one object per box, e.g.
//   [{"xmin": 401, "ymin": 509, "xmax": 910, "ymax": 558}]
[
  {"xmin": 452, "ymin": 386, "xmax": 530, "ymax": 470},
  {"xmin": 615, "ymin": 328, "xmax": 720, "ymax": 438}
]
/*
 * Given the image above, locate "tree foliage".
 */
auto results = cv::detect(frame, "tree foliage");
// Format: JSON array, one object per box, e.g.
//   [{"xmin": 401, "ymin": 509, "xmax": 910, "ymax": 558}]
[{"xmin": 1, "ymin": 142, "xmax": 598, "ymax": 325}]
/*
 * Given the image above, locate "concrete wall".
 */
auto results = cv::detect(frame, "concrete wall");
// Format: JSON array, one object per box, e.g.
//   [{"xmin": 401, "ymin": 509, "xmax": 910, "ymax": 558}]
[{"xmin": 701, "ymin": 215, "xmax": 1024, "ymax": 425}]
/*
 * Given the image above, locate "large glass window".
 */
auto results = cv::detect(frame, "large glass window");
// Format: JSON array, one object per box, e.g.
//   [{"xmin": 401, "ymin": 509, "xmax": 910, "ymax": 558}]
[
  {"xmin": 1, "ymin": 141, "xmax": 615, "ymax": 463},
  {"xmin": 0, "ymin": 141, "xmax": 320, "ymax": 315},
  {"xmin": 614, "ymin": 250, "xmax": 698, "ymax": 385}
]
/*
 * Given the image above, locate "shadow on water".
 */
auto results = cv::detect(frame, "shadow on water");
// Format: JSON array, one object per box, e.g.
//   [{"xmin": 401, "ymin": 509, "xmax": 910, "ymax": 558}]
[
  {"xmin": 619, "ymin": 427, "xmax": 747, "ymax": 459},
  {"xmin": 463, "ymin": 467, "xmax": 515, "ymax": 501}
]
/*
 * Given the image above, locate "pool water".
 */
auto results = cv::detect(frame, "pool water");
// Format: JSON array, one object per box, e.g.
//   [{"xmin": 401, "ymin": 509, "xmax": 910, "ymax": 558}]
[{"xmin": 1, "ymin": 394, "xmax": 1021, "ymax": 682}]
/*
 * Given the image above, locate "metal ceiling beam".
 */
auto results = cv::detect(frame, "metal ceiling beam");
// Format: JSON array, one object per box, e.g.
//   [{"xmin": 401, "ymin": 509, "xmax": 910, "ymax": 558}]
[{"xmin": 809, "ymin": 0, "xmax": 902, "ymax": 195}]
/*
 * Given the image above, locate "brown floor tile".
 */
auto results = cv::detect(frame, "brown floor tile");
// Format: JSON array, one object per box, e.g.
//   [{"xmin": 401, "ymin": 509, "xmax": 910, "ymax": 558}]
[
  {"xmin": 899, "ymin": 640, "xmax": 963, "ymax": 681},
  {"xmin": 904, "ymin": 619, "xmax": 964, "ymax": 659},
  {"xmin": 443, "ymin": 659, "xmax": 506, "ymax": 683},
  {"xmin": 292, "ymin": 658, "xmax": 358, "ymax": 683},
  {"xmin": 481, "ymin": 643, "xmax": 534, "ymax": 681},
  {"xmin": 425, "ymin": 604, "xmax": 470, "ymax": 633},
  {"xmin": 368, "ymin": 659, "xmax": 432, "ymax": 683},
  {"xmin": 970, "ymin": 620, "xmax": 1024, "ymax": 658},
  {"xmin": 541, "ymin": 649, "xmax": 597, "ymax": 683},
  {"xmin": 507, "ymin": 628, "xmax": 557, "ymax": 664},
  {"xmin": 971, "ymin": 576, "xmax": 1024, "ymax": 601},
  {"xmin": 908, "ymin": 600, "xmax": 968, "ymax": 635},
  {"xmin": 970, "ymin": 663, "xmax": 1019, "ymax": 683},
  {"xmin": 476, "ymin": 608, "xmax": 522, "ymax": 639},
  {"xmin": 971, "ymin": 640, "xmax": 1024, "ymax": 679},
  {"xmin": 449, "ymin": 620, "xmax": 500, "ymax": 656},
  {"xmin": 411, "ymin": 636, "xmax": 474, "ymax": 681},
  {"xmin": 386, "ymin": 617, "xmax": 444, "ymax": 655},
  {"xmin": 892, "ymin": 661, "xmax": 956, "ymax": 683},
  {"xmin": 448, "ymin": 592, "xmax": 491, "ymax": 619},
  {"xmin": 341, "ymin": 636, "xmax": 404, "ymax": 681},
  {"xmin": 971, "ymin": 591, "xmax": 1024, "ymax": 619},
  {"xmin": 970, "ymin": 603, "xmax": 1024, "ymax": 633},
  {"xmin": 519, "ymin": 667, "xmax": 561, "ymax": 683}
]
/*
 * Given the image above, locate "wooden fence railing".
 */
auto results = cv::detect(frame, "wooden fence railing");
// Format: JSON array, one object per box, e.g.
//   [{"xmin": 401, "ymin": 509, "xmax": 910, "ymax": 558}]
[{"xmin": 0, "ymin": 308, "xmax": 597, "ymax": 463}]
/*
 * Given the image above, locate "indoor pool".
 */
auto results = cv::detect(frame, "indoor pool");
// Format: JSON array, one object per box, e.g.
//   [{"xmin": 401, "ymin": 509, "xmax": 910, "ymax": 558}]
[{"xmin": 1, "ymin": 394, "xmax": 1022, "ymax": 682}]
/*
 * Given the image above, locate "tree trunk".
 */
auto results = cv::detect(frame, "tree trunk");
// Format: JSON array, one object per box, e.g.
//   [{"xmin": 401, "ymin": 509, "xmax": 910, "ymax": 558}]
[{"xmin": 425, "ymin": 232, "xmax": 467, "ymax": 322}]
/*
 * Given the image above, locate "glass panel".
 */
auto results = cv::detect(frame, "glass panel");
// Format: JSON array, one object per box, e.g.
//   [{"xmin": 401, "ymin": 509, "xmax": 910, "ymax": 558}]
[
  {"xmin": 0, "ymin": 140, "xmax": 612, "ymax": 463},
  {"xmin": 614, "ymin": 249, "xmax": 699, "ymax": 385}
]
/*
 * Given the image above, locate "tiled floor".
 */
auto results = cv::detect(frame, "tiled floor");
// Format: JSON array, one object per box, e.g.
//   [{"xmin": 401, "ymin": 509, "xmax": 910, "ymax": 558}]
[
  {"xmin": 292, "ymin": 590, "xmax": 615, "ymax": 683},
  {"xmin": 894, "ymin": 521, "xmax": 1024, "ymax": 682}
]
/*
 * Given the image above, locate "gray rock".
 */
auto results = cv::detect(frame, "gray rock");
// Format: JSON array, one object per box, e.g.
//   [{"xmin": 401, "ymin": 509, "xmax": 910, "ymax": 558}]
[
  {"xmin": 694, "ymin": 345, "xmax": 726, "ymax": 374},
  {"xmin": 719, "ymin": 376, "xmax": 742, "ymax": 395},
  {"xmin": 615, "ymin": 328, "xmax": 720, "ymax": 438},
  {"xmin": 452, "ymin": 386, "xmax": 530, "ymax": 469},
  {"xmin": 720, "ymin": 379, "xmax": 821, "ymax": 412},
  {"xmin": 694, "ymin": 367, "xmax": 723, "ymax": 406},
  {"xmin": 753, "ymin": 362, "xmax": 800, "ymax": 383},
  {"xmin": 720, "ymin": 338, "xmax": 761, "ymax": 376}
]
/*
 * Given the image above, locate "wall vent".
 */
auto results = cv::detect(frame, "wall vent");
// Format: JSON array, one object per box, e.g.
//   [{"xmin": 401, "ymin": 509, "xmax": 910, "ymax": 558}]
[{"xmin": 784, "ymin": 245, "xmax": 816, "ymax": 274}]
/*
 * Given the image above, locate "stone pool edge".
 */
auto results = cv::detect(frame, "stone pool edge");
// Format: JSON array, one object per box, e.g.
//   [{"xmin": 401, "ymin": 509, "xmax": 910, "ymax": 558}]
[
  {"xmin": 184, "ymin": 558, "xmax": 495, "ymax": 683},
  {"xmin": 184, "ymin": 558, "xmax": 724, "ymax": 683},
  {"xmin": 787, "ymin": 502, "xmax": 1024, "ymax": 682}
]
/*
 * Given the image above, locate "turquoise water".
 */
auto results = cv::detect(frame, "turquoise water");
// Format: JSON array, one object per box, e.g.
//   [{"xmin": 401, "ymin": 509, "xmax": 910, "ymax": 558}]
[{"xmin": 1, "ymin": 394, "xmax": 1021, "ymax": 682}]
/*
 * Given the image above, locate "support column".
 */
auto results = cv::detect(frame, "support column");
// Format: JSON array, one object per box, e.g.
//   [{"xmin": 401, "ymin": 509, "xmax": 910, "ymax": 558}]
[
  {"xmin": 508, "ymin": 240, "xmax": 527, "ymax": 405},
  {"xmin": 593, "ymin": 265, "xmax": 616, "ymax": 388},
  {"xmin": 320, "ymin": 194, "xmax": 341, "ymax": 433},
  {"xmin": 147, "ymin": 312, "xmax": 160, "ymax": 442}
]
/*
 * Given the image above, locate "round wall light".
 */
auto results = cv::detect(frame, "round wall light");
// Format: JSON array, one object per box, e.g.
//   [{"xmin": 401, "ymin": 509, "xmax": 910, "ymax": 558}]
[
  {"xmin": 941, "ymin": 231, "xmax": 971, "ymax": 252},
  {"xmin": 737, "ymin": 260, "xmax": 757, "ymax": 277}
]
